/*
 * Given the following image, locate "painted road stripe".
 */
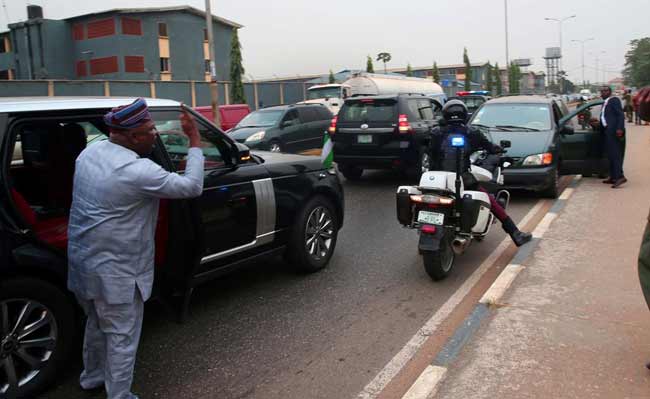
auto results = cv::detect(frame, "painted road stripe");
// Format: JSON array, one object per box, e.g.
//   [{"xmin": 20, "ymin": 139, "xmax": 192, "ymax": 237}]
[
  {"xmin": 559, "ymin": 187, "xmax": 574, "ymax": 200},
  {"xmin": 401, "ymin": 365, "xmax": 447, "ymax": 399},
  {"xmin": 531, "ymin": 212, "xmax": 557, "ymax": 238},
  {"xmin": 356, "ymin": 200, "xmax": 545, "ymax": 399},
  {"xmin": 479, "ymin": 264, "xmax": 524, "ymax": 305}
]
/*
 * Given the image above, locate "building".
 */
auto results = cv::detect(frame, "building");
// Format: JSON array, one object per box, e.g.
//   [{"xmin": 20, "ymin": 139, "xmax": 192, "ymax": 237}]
[{"xmin": 0, "ymin": 5, "xmax": 242, "ymax": 81}]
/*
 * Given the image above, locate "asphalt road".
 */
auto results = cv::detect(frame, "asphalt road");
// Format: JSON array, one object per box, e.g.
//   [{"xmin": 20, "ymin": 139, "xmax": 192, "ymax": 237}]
[{"xmin": 42, "ymin": 170, "xmax": 542, "ymax": 399}]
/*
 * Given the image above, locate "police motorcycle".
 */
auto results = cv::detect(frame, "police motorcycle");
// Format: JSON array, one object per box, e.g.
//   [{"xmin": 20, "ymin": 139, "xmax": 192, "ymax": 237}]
[{"xmin": 396, "ymin": 128, "xmax": 512, "ymax": 281}]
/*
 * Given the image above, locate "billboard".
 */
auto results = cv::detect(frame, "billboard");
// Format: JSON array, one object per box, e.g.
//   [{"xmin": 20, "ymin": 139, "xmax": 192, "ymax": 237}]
[{"xmin": 545, "ymin": 47, "xmax": 561, "ymax": 59}]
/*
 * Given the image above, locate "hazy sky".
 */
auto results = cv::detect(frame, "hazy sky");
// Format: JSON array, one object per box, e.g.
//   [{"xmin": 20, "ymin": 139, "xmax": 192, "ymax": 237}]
[{"xmin": 1, "ymin": 0, "xmax": 647, "ymax": 83}]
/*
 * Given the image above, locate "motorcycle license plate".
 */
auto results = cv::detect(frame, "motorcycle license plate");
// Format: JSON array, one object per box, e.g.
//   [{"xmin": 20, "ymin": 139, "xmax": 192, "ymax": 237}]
[
  {"xmin": 357, "ymin": 135, "xmax": 372, "ymax": 144},
  {"xmin": 418, "ymin": 211, "xmax": 444, "ymax": 225}
]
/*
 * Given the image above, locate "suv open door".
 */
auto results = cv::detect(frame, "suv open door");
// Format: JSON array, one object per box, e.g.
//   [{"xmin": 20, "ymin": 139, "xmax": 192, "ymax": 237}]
[{"xmin": 558, "ymin": 99, "xmax": 608, "ymax": 176}]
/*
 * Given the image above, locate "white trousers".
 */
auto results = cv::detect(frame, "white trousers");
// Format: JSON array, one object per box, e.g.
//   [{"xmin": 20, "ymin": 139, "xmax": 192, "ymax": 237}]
[{"xmin": 76, "ymin": 290, "xmax": 144, "ymax": 399}]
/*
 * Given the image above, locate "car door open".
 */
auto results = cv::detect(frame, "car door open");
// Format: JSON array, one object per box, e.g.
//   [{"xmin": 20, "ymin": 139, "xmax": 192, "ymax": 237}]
[{"xmin": 558, "ymin": 100, "xmax": 608, "ymax": 176}]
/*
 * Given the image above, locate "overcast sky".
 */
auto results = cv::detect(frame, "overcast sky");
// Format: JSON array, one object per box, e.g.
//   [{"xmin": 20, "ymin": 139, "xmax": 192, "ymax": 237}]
[{"xmin": 2, "ymin": 0, "xmax": 647, "ymax": 83}]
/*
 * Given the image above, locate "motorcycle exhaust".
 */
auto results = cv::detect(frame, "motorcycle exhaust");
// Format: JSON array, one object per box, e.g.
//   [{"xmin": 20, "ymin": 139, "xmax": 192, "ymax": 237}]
[{"xmin": 452, "ymin": 237, "xmax": 470, "ymax": 255}]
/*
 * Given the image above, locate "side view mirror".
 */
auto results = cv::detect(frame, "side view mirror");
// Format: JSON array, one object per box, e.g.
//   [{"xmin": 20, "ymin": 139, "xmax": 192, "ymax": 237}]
[
  {"xmin": 234, "ymin": 142, "xmax": 251, "ymax": 164},
  {"xmin": 499, "ymin": 140, "xmax": 511, "ymax": 149},
  {"xmin": 561, "ymin": 125, "xmax": 575, "ymax": 135}
]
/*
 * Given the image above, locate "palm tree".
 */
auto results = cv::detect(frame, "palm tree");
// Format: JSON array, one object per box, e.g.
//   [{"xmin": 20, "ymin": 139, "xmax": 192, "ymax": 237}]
[{"xmin": 376, "ymin": 52, "xmax": 392, "ymax": 74}]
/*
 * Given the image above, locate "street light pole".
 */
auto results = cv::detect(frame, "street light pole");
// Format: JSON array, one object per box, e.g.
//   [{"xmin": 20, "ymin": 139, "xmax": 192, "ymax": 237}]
[
  {"xmin": 504, "ymin": 0, "xmax": 509, "ymax": 67},
  {"xmin": 545, "ymin": 14, "xmax": 576, "ymax": 72},
  {"xmin": 571, "ymin": 37, "xmax": 594, "ymax": 88},
  {"xmin": 205, "ymin": 0, "xmax": 221, "ymax": 127}
]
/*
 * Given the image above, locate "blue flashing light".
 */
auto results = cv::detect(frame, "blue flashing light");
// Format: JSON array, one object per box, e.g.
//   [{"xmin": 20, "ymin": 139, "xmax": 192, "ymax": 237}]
[{"xmin": 451, "ymin": 136, "xmax": 465, "ymax": 147}]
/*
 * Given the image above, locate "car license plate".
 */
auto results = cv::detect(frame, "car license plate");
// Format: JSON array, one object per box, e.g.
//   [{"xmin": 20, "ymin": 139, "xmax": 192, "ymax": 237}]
[
  {"xmin": 418, "ymin": 211, "xmax": 444, "ymax": 225},
  {"xmin": 357, "ymin": 135, "xmax": 372, "ymax": 144}
]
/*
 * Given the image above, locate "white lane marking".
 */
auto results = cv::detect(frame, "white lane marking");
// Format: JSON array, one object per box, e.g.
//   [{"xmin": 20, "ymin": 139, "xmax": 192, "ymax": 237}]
[
  {"xmin": 559, "ymin": 187, "xmax": 574, "ymax": 201},
  {"xmin": 479, "ymin": 264, "xmax": 524, "ymax": 305},
  {"xmin": 532, "ymin": 212, "xmax": 557, "ymax": 238},
  {"xmin": 401, "ymin": 365, "xmax": 447, "ymax": 399},
  {"xmin": 356, "ymin": 200, "xmax": 545, "ymax": 399}
]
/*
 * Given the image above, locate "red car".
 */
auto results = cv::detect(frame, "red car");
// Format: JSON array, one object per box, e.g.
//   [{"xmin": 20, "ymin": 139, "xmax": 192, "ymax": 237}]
[{"xmin": 195, "ymin": 104, "xmax": 251, "ymax": 131}]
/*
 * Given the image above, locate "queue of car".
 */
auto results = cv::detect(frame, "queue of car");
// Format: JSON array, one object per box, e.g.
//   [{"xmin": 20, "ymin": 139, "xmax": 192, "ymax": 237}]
[{"xmin": 0, "ymin": 88, "xmax": 605, "ymax": 397}]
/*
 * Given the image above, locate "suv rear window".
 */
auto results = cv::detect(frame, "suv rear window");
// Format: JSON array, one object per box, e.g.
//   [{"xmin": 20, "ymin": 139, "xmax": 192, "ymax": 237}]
[{"xmin": 339, "ymin": 99, "xmax": 397, "ymax": 122}]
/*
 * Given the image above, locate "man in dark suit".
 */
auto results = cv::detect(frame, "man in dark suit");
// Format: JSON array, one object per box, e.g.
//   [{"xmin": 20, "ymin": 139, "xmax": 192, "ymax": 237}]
[{"xmin": 599, "ymin": 86, "xmax": 627, "ymax": 188}]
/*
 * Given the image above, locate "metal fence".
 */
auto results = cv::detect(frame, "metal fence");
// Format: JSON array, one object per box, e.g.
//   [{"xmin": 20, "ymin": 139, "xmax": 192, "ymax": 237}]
[{"xmin": 0, "ymin": 79, "xmax": 311, "ymax": 110}]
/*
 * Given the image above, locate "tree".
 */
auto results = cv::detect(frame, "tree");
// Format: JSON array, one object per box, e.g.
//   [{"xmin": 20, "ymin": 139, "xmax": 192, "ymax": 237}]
[
  {"xmin": 623, "ymin": 37, "xmax": 650, "ymax": 87},
  {"xmin": 463, "ymin": 47, "xmax": 472, "ymax": 91},
  {"xmin": 406, "ymin": 63, "xmax": 413, "ymax": 77},
  {"xmin": 432, "ymin": 61, "xmax": 440, "ymax": 83},
  {"xmin": 508, "ymin": 62, "xmax": 522, "ymax": 94},
  {"xmin": 329, "ymin": 69, "xmax": 336, "ymax": 84},
  {"xmin": 229, "ymin": 28, "xmax": 246, "ymax": 104},
  {"xmin": 494, "ymin": 62, "xmax": 503, "ymax": 96},
  {"xmin": 485, "ymin": 62, "xmax": 493, "ymax": 93},
  {"xmin": 376, "ymin": 52, "xmax": 392, "ymax": 74},
  {"xmin": 366, "ymin": 56, "xmax": 375, "ymax": 73}
]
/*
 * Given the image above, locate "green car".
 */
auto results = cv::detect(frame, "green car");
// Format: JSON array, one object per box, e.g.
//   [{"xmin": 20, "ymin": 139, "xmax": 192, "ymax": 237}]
[{"xmin": 470, "ymin": 96, "xmax": 607, "ymax": 198}]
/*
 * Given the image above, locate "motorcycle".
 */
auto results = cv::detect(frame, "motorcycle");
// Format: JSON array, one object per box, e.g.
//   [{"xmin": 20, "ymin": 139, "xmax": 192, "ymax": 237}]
[{"xmin": 396, "ymin": 134, "xmax": 512, "ymax": 280}]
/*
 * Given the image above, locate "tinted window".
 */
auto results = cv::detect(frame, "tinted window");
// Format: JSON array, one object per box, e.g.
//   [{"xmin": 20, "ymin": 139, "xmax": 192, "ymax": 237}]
[
  {"xmin": 407, "ymin": 99, "xmax": 423, "ymax": 121},
  {"xmin": 282, "ymin": 110, "xmax": 300, "ymax": 126},
  {"xmin": 316, "ymin": 107, "xmax": 333, "ymax": 120},
  {"xmin": 298, "ymin": 107, "xmax": 320, "ymax": 123},
  {"xmin": 471, "ymin": 104, "xmax": 552, "ymax": 131},
  {"xmin": 417, "ymin": 99, "xmax": 435, "ymax": 120},
  {"xmin": 339, "ymin": 99, "xmax": 397, "ymax": 122}
]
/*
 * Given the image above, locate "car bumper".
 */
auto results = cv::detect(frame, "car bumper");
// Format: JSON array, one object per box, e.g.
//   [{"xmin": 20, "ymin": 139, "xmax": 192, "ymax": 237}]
[{"xmin": 502, "ymin": 165, "xmax": 554, "ymax": 191}]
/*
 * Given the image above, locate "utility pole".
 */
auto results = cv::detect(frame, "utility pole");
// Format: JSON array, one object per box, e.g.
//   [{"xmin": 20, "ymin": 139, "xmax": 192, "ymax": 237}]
[
  {"xmin": 504, "ymin": 0, "xmax": 509, "ymax": 89},
  {"xmin": 205, "ymin": 0, "xmax": 221, "ymax": 127},
  {"xmin": 544, "ymin": 14, "xmax": 576, "ymax": 72},
  {"xmin": 571, "ymin": 38, "xmax": 594, "ymax": 88}
]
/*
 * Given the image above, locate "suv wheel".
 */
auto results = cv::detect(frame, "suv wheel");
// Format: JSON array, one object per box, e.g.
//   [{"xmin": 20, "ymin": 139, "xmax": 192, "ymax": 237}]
[
  {"xmin": 339, "ymin": 165, "xmax": 363, "ymax": 181},
  {"xmin": 286, "ymin": 195, "xmax": 339, "ymax": 273},
  {"xmin": 541, "ymin": 166, "xmax": 560, "ymax": 198},
  {"xmin": 0, "ymin": 278, "xmax": 76, "ymax": 398}
]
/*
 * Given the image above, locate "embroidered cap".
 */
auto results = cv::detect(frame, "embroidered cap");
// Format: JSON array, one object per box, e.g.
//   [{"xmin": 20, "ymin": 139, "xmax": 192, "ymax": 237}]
[{"xmin": 104, "ymin": 98, "xmax": 152, "ymax": 130}]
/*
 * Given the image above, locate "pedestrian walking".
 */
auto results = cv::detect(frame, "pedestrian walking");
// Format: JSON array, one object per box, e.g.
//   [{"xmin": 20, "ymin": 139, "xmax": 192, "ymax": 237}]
[
  {"xmin": 598, "ymin": 86, "xmax": 627, "ymax": 188},
  {"xmin": 67, "ymin": 98, "xmax": 205, "ymax": 399},
  {"xmin": 623, "ymin": 89, "xmax": 634, "ymax": 123},
  {"xmin": 633, "ymin": 91, "xmax": 642, "ymax": 125}
]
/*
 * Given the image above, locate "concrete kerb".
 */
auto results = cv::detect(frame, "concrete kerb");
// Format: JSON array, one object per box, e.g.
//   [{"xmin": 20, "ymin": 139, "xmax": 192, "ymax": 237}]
[{"xmin": 400, "ymin": 175, "xmax": 583, "ymax": 399}]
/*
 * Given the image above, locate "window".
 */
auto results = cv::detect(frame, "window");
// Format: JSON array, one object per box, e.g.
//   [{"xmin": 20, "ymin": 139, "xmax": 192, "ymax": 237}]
[
  {"xmin": 407, "ymin": 99, "xmax": 424, "ymax": 121},
  {"xmin": 204, "ymin": 59, "xmax": 211, "ymax": 73},
  {"xmin": 339, "ymin": 99, "xmax": 397, "ymax": 122},
  {"xmin": 158, "ymin": 22, "xmax": 168, "ymax": 37},
  {"xmin": 124, "ymin": 56, "xmax": 145, "ymax": 73},
  {"xmin": 0, "ymin": 37, "xmax": 9, "ymax": 53},
  {"xmin": 75, "ymin": 60, "xmax": 87, "ymax": 77},
  {"xmin": 203, "ymin": 28, "xmax": 208, "ymax": 41},
  {"xmin": 72, "ymin": 23, "xmax": 85, "ymax": 40},
  {"xmin": 236, "ymin": 110, "xmax": 284, "ymax": 128},
  {"xmin": 87, "ymin": 18, "xmax": 116, "ymax": 39},
  {"xmin": 417, "ymin": 99, "xmax": 435, "ymax": 120},
  {"xmin": 282, "ymin": 110, "xmax": 300, "ymax": 126},
  {"xmin": 121, "ymin": 17, "xmax": 142, "ymax": 36},
  {"xmin": 471, "ymin": 104, "xmax": 552, "ymax": 131},
  {"xmin": 0, "ymin": 70, "xmax": 10, "ymax": 80},
  {"xmin": 315, "ymin": 107, "xmax": 334, "ymax": 120},
  {"xmin": 298, "ymin": 107, "xmax": 320, "ymax": 123},
  {"xmin": 160, "ymin": 57, "xmax": 170, "ymax": 73},
  {"xmin": 89, "ymin": 56, "xmax": 118, "ymax": 75},
  {"xmin": 152, "ymin": 111, "xmax": 231, "ymax": 171}
]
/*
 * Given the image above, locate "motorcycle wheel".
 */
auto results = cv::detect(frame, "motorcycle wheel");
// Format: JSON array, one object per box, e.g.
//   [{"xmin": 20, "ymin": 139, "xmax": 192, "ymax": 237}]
[{"xmin": 422, "ymin": 238, "xmax": 455, "ymax": 281}]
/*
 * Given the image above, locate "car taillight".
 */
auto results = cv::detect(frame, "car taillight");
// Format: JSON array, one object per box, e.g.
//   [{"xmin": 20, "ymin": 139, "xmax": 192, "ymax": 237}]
[
  {"xmin": 398, "ymin": 114, "xmax": 413, "ymax": 134},
  {"xmin": 328, "ymin": 116, "xmax": 338, "ymax": 134},
  {"xmin": 410, "ymin": 194, "xmax": 454, "ymax": 206}
]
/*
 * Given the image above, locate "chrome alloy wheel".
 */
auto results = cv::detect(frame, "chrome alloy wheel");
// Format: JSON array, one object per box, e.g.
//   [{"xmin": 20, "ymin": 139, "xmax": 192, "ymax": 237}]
[
  {"xmin": 305, "ymin": 206, "xmax": 335, "ymax": 261},
  {"xmin": 0, "ymin": 299, "xmax": 57, "ymax": 396}
]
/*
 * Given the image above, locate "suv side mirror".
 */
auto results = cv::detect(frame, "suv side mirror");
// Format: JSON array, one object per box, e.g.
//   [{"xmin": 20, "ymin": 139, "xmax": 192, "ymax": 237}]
[
  {"xmin": 499, "ymin": 140, "xmax": 511, "ymax": 149},
  {"xmin": 561, "ymin": 125, "xmax": 575, "ymax": 135},
  {"xmin": 234, "ymin": 142, "xmax": 251, "ymax": 163}
]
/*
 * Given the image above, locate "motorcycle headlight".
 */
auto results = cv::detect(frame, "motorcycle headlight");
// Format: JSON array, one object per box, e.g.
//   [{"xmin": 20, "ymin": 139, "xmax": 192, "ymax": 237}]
[
  {"xmin": 522, "ymin": 153, "xmax": 553, "ymax": 166},
  {"xmin": 245, "ymin": 131, "xmax": 266, "ymax": 142}
]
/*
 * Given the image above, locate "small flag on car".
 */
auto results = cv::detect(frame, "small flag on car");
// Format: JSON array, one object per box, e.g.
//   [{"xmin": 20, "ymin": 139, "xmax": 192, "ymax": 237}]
[{"xmin": 321, "ymin": 131, "xmax": 334, "ymax": 169}]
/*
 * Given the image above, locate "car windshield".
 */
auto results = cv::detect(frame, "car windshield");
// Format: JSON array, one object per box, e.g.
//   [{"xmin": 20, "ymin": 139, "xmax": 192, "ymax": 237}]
[
  {"xmin": 307, "ymin": 87, "xmax": 341, "ymax": 100},
  {"xmin": 339, "ymin": 100, "xmax": 397, "ymax": 122},
  {"xmin": 236, "ymin": 110, "xmax": 284, "ymax": 128},
  {"xmin": 471, "ymin": 103, "xmax": 551, "ymax": 131}
]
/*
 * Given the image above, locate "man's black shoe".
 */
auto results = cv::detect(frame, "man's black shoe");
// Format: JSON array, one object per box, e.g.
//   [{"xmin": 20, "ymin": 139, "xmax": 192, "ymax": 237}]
[
  {"xmin": 602, "ymin": 178, "xmax": 614, "ymax": 184},
  {"xmin": 510, "ymin": 230, "xmax": 532, "ymax": 247},
  {"xmin": 611, "ymin": 177, "xmax": 628, "ymax": 188}
]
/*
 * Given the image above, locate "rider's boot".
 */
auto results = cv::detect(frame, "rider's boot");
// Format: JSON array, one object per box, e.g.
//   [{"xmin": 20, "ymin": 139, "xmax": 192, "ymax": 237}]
[{"xmin": 502, "ymin": 217, "xmax": 532, "ymax": 247}]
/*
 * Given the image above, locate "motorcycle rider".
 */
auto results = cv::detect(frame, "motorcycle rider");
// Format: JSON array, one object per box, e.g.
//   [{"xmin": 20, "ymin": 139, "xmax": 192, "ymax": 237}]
[{"xmin": 427, "ymin": 100, "xmax": 532, "ymax": 247}]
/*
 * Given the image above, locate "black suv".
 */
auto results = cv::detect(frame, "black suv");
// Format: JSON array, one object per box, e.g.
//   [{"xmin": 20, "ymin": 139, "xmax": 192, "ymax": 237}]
[
  {"xmin": 330, "ymin": 94, "xmax": 442, "ymax": 180},
  {"xmin": 228, "ymin": 104, "xmax": 332, "ymax": 154},
  {"xmin": 0, "ymin": 97, "xmax": 344, "ymax": 398}
]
